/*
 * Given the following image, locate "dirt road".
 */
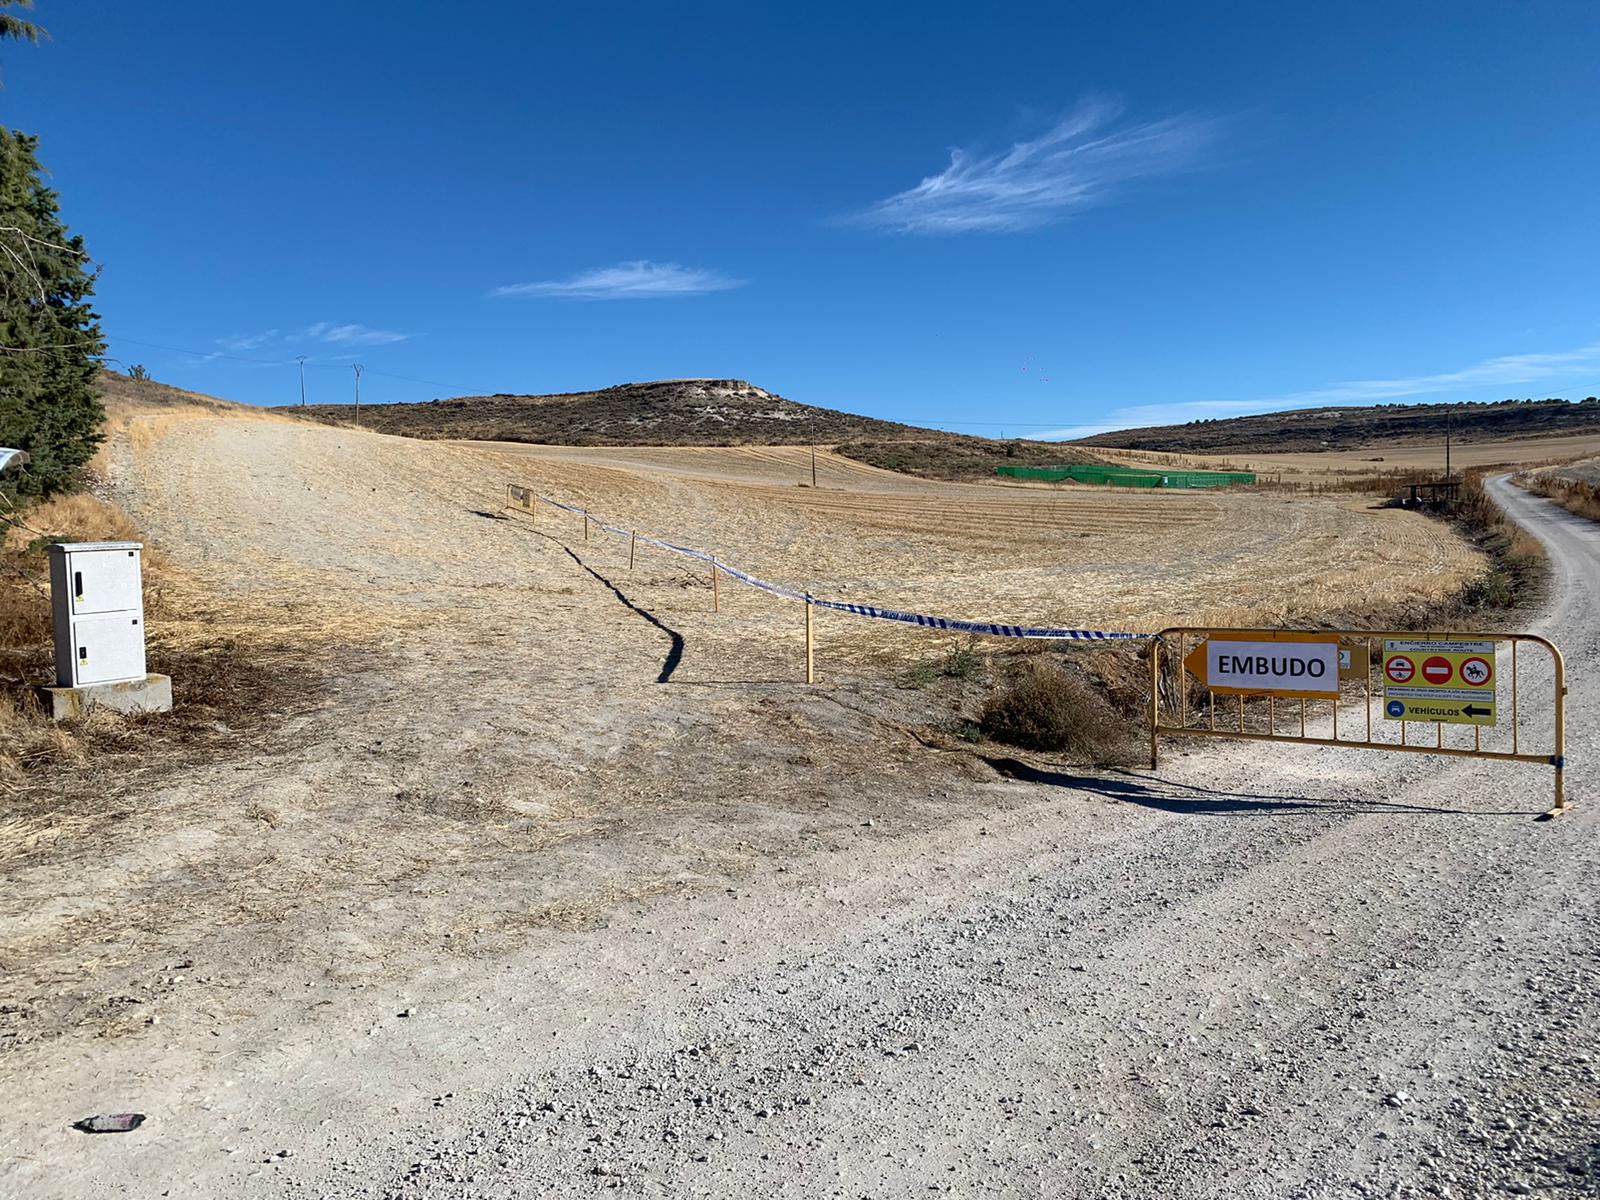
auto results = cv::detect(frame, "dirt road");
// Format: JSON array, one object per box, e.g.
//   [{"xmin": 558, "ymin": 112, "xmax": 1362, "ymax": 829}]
[
  {"xmin": 1, "ymin": 407, "xmax": 1592, "ymax": 1198},
  {"xmin": 334, "ymin": 475, "xmax": 1596, "ymax": 1197}
]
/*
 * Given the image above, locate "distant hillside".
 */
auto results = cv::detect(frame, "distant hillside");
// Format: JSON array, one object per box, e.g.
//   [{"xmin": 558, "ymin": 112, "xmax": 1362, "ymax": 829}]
[
  {"xmin": 285, "ymin": 378, "xmax": 1103, "ymax": 481},
  {"xmin": 288, "ymin": 379, "xmax": 934, "ymax": 446},
  {"xmin": 836, "ymin": 437, "xmax": 1100, "ymax": 481},
  {"xmin": 1076, "ymin": 397, "xmax": 1600, "ymax": 454},
  {"xmin": 96, "ymin": 369, "xmax": 249, "ymax": 414}
]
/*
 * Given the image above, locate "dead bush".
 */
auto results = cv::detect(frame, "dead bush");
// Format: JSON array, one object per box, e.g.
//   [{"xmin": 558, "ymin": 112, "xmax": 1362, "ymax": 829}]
[
  {"xmin": 1517, "ymin": 469, "xmax": 1600, "ymax": 523},
  {"xmin": 979, "ymin": 662, "xmax": 1125, "ymax": 759},
  {"xmin": 897, "ymin": 638, "xmax": 984, "ymax": 689}
]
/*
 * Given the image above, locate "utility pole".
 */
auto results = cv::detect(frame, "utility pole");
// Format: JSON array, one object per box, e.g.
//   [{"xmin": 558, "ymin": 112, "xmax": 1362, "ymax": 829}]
[
  {"xmin": 296, "ymin": 356, "xmax": 308, "ymax": 406},
  {"xmin": 353, "ymin": 364, "xmax": 363, "ymax": 427},
  {"xmin": 1445, "ymin": 407, "xmax": 1452, "ymax": 481},
  {"xmin": 811, "ymin": 446, "xmax": 817, "ymax": 488}
]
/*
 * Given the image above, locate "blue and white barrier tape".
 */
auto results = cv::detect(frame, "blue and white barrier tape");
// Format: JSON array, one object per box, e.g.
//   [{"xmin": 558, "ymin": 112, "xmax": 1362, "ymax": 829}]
[
  {"xmin": 807, "ymin": 597, "xmax": 1144, "ymax": 641},
  {"xmin": 707, "ymin": 558, "xmax": 810, "ymax": 603},
  {"xmin": 521, "ymin": 491, "xmax": 1147, "ymax": 642}
]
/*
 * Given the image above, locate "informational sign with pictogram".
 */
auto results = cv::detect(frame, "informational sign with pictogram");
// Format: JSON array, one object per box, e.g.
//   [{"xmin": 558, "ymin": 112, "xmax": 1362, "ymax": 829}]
[
  {"xmin": 1382, "ymin": 638, "xmax": 1498, "ymax": 725},
  {"xmin": 1338, "ymin": 643, "xmax": 1369, "ymax": 680},
  {"xmin": 1152, "ymin": 626, "xmax": 1566, "ymax": 818}
]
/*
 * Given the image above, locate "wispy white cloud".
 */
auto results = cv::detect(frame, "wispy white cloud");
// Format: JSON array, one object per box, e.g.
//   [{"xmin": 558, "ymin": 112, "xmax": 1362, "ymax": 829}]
[
  {"xmin": 1034, "ymin": 340, "xmax": 1600, "ymax": 440},
  {"xmin": 846, "ymin": 98, "xmax": 1223, "ymax": 236},
  {"xmin": 302, "ymin": 321, "xmax": 411, "ymax": 346},
  {"xmin": 216, "ymin": 329, "xmax": 278, "ymax": 352},
  {"xmin": 492, "ymin": 260, "xmax": 745, "ymax": 300}
]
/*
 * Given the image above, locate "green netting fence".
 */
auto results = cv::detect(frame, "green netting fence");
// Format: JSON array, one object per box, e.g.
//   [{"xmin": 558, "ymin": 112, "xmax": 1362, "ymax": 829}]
[{"xmin": 994, "ymin": 465, "xmax": 1257, "ymax": 488}]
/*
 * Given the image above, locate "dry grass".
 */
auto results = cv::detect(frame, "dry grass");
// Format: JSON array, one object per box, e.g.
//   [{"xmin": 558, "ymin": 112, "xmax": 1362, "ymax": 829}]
[
  {"xmin": 0, "ymin": 491, "xmax": 156, "ymax": 695},
  {"xmin": 1516, "ymin": 465, "xmax": 1600, "ymax": 523},
  {"xmin": 0, "ymin": 490, "xmax": 323, "ymax": 814},
  {"xmin": 96, "ymin": 369, "xmax": 255, "ymax": 414},
  {"xmin": 1450, "ymin": 470, "xmax": 1547, "ymax": 613},
  {"xmin": 491, "ymin": 439, "xmax": 1489, "ymax": 641}
]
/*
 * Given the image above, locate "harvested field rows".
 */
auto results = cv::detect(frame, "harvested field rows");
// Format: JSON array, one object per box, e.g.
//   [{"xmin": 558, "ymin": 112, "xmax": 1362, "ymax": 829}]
[
  {"xmin": 1103, "ymin": 430, "xmax": 1600, "ymax": 483},
  {"xmin": 483, "ymin": 439, "xmax": 1484, "ymax": 641},
  {"xmin": 470, "ymin": 442, "xmax": 926, "ymax": 493},
  {"xmin": 766, "ymin": 486, "xmax": 1219, "ymax": 538}
]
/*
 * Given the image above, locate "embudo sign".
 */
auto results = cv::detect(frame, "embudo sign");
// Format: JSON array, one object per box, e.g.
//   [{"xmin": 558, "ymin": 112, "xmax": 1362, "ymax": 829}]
[{"xmin": 1195, "ymin": 636, "xmax": 1340, "ymax": 699}]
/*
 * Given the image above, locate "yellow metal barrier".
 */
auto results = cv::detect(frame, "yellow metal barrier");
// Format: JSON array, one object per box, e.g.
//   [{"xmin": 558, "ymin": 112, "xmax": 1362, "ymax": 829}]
[{"xmin": 1149, "ymin": 627, "xmax": 1567, "ymax": 816}]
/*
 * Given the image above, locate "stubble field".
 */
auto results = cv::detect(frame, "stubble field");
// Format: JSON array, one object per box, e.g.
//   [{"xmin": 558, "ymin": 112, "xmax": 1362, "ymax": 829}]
[
  {"xmin": 1100, "ymin": 430, "xmax": 1600, "ymax": 484},
  {"xmin": 0, "ymin": 396, "xmax": 1517, "ymax": 1198}
]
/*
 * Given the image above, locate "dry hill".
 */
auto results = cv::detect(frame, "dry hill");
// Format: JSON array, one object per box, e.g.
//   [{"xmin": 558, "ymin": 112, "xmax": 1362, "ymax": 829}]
[
  {"xmin": 285, "ymin": 378, "xmax": 1101, "ymax": 481},
  {"xmin": 1077, "ymin": 397, "xmax": 1600, "ymax": 454},
  {"xmin": 289, "ymin": 379, "xmax": 926, "ymax": 446},
  {"xmin": 97, "ymin": 369, "xmax": 252, "ymax": 415}
]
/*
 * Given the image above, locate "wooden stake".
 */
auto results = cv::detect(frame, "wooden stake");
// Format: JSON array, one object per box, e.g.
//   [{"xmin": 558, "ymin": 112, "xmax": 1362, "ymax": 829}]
[
  {"xmin": 629, "ymin": 530, "xmax": 636, "ymax": 570},
  {"xmin": 583, "ymin": 514, "xmax": 590, "ymax": 542},
  {"xmin": 711, "ymin": 557, "xmax": 720, "ymax": 612},
  {"xmin": 1147, "ymin": 637, "xmax": 1159, "ymax": 769},
  {"xmin": 804, "ymin": 595, "xmax": 814, "ymax": 684}
]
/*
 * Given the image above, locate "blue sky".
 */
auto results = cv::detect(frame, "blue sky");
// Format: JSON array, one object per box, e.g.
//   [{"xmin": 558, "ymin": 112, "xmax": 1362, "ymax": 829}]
[{"xmin": 5, "ymin": 2, "xmax": 1599, "ymax": 436}]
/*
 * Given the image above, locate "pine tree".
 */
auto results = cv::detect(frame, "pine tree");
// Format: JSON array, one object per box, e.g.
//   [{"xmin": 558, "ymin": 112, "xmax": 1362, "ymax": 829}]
[
  {"xmin": 0, "ymin": 1, "xmax": 45, "ymax": 47},
  {"xmin": 0, "ymin": 128, "xmax": 105, "ymax": 495}
]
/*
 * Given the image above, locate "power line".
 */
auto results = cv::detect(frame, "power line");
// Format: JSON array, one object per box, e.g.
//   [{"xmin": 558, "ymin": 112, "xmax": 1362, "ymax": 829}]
[
  {"xmin": 356, "ymin": 365, "xmax": 501, "ymax": 393},
  {"xmin": 106, "ymin": 335, "xmax": 289, "ymax": 367},
  {"xmin": 102, "ymin": 335, "xmax": 499, "ymax": 395}
]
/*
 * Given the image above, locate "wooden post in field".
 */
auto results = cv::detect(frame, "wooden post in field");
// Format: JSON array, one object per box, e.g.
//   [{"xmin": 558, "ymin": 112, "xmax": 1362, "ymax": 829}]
[
  {"xmin": 804, "ymin": 594, "xmax": 815, "ymax": 684},
  {"xmin": 629, "ymin": 530, "xmax": 636, "ymax": 570},
  {"xmin": 711, "ymin": 557, "xmax": 720, "ymax": 612},
  {"xmin": 1148, "ymin": 637, "xmax": 1159, "ymax": 769},
  {"xmin": 811, "ymin": 447, "xmax": 818, "ymax": 488},
  {"xmin": 583, "ymin": 513, "xmax": 590, "ymax": 542}
]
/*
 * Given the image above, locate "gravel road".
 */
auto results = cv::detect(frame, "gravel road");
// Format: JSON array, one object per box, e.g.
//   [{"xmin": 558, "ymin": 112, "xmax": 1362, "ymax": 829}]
[
  {"xmin": 7, "ymin": 421, "xmax": 1591, "ymax": 1200},
  {"xmin": 269, "ymin": 477, "xmax": 1591, "ymax": 1199}
]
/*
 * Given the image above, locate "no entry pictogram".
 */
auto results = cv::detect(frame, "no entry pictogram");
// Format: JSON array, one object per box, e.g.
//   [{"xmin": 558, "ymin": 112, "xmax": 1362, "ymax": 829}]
[{"xmin": 1422, "ymin": 656, "xmax": 1454, "ymax": 685}]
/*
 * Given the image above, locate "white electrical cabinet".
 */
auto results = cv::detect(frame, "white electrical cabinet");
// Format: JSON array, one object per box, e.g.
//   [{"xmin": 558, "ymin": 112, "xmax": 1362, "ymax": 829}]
[{"xmin": 49, "ymin": 542, "xmax": 147, "ymax": 688}]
